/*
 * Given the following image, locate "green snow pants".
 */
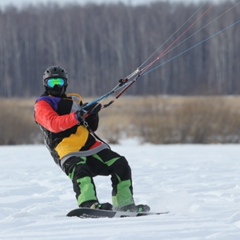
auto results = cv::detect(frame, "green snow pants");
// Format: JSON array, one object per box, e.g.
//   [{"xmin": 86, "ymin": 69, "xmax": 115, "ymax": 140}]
[{"xmin": 63, "ymin": 148, "xmax": 135, "ymax": 208}]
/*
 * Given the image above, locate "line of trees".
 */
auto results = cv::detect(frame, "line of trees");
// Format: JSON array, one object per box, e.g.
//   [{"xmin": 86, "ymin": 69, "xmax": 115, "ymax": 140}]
[{"xmin": 0, "ymin": 0, "xmax": 239, "ymax": 98}]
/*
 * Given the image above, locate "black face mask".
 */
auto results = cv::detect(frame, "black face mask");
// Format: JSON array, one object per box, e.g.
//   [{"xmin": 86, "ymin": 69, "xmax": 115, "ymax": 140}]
[{"xmin": 46, "ymin": 85, "xmax": 66, "ymax": 97}]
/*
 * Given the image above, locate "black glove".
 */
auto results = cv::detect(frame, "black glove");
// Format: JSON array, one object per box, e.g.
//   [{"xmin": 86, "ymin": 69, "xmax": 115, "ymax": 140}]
[
  {"xmin": 83, "ymin": 102, "xmax": 102, "ymax": 114},
  {"xmin": 75, "ymin": 108, "xmax": 87, "ymax": 124},
  {"xmin": 75, "ymin": 102, "xmax": 101, "ymax": 125},
  {"xmin": 84, "ymin": 102, "xmax": 101, "ymax": 131}
]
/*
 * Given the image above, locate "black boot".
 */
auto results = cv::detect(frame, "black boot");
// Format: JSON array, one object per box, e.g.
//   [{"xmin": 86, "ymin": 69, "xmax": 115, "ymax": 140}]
[
  {"xmin": 90, "ymin": 202, "xmax": 113, "ymax": 211},
  {"xmin": 119, "ymin": 203, "xmax": 150, "ymax": 212},
  {"xmin": 80, "ymin": 201, "xmax": 112, "ymax": 211}
]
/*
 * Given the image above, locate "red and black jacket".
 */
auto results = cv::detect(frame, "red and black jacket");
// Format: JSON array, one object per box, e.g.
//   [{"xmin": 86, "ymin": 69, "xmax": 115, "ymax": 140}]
[{"xmin": 34, "ymin": 93, "xmax": 108, "ymax": 167}]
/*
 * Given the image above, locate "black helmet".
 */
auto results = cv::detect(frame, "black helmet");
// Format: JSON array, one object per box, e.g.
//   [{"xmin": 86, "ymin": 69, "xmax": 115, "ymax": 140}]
[
  {"xmin": 43, "ymin": 66, "xmax": 68, "ymax": 84},
  {"xmin": 43, "ymin": 66, "xmax": 68, "ymax": 96}
]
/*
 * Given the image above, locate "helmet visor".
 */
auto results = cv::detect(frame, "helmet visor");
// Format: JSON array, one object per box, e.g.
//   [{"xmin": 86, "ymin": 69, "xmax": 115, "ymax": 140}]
[{"xmin": 45, "ymin": 78, "xmax": 66, "ymax": 88}]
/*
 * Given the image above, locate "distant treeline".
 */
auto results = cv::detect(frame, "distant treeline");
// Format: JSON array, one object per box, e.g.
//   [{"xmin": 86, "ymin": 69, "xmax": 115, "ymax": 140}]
[{"xmin": 0, "ymin": 0, "xmax": 239, "ymax": 97}]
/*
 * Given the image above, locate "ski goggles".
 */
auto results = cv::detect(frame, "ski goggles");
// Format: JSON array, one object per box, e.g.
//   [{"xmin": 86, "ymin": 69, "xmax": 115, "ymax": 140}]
[{"xmin": 45, "ymin": 78, "xmax": 67, "ymax": 88}]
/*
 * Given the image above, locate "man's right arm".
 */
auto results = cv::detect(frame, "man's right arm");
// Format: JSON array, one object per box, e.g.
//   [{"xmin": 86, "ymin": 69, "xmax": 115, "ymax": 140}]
[{"xmin": 34, "ymin": 100, "xmax": 78, "ymax": 133}]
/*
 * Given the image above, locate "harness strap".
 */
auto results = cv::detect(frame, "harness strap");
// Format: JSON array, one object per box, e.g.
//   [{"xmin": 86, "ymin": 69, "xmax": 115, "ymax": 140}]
[{"xmin": 83, "ymin": 118, "xmax": 111, "ymax": 149}]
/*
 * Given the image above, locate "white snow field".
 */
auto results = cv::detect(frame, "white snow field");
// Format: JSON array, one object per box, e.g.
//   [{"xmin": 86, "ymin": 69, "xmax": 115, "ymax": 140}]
[{"xmin": 1, "ymin": 139, "xmax": 240, "ymax": 240}]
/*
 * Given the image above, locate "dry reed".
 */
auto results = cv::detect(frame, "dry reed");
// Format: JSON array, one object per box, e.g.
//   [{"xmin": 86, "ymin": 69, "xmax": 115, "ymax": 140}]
[{"xmin": 1, "ymin": 96, "xmax": 240, "ymax": 145}]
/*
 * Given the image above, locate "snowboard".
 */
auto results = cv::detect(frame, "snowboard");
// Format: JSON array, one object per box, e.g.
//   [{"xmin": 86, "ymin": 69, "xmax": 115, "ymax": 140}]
[{"xmin": 66, "ymin": 207, "xmax": 169, "ymax": 218}]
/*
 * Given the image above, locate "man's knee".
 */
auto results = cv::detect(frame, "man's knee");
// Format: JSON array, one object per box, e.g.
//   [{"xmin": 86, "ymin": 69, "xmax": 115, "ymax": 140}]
[{"xmin": 111, "ymin": 156, "xmax": 132, "ymax": 180}]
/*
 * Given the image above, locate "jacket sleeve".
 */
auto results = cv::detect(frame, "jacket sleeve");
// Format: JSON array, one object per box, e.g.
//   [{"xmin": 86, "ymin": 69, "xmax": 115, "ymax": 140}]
[{"xmin": 34, "ymin": 100, "xmax": 78, "ymax": 133}]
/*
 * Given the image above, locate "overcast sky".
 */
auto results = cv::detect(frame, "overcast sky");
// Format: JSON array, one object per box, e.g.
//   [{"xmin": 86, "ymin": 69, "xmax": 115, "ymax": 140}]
[{"xmin": 0, "ymin": 0, "xmax": 205, "ymax": 9}]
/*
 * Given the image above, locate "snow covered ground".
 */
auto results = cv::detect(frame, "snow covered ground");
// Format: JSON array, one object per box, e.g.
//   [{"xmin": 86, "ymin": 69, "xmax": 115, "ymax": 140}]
[{"xmin": 1, "ymin": 139, "xmax": 240, "ymax": 240}]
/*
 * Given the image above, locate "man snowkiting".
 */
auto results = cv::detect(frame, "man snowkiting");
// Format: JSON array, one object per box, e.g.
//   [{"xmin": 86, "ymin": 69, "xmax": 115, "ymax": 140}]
[{"xmin": 34, "ymin": 65, "xmax": 150, "ymax": 212}]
